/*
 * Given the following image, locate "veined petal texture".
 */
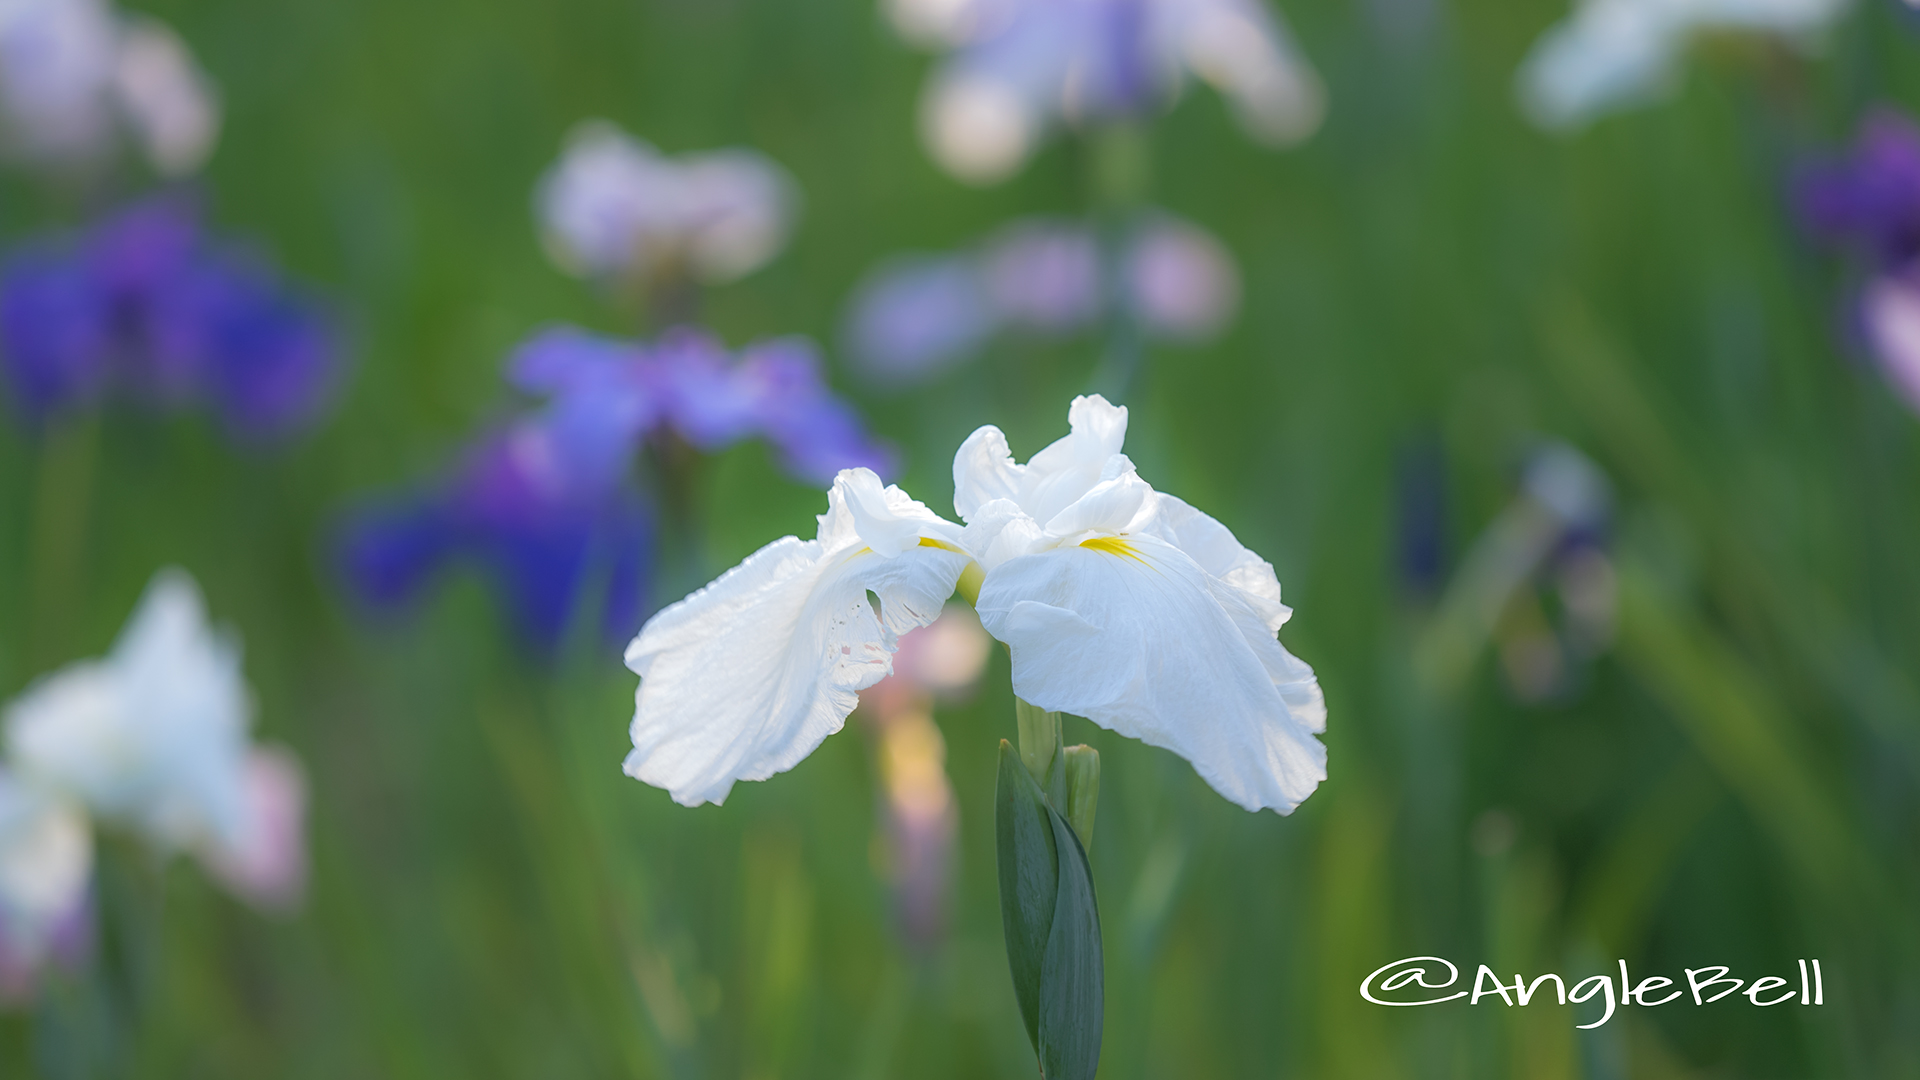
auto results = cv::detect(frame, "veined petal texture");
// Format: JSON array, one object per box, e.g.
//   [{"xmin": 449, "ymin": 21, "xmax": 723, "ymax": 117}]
[
  {"xmin": 624, "ymin": 469, "xmax": 972, "ymax": 807},
  {"xmin": 977, "ymin": 532, "xmax": 1324, "ymax": 813}
]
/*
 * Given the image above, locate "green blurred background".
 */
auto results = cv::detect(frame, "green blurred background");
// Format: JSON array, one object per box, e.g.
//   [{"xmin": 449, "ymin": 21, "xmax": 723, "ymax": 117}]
[{"xmin": 2, "ymin": 0, "xmax": 1918, "ymax": 1075}]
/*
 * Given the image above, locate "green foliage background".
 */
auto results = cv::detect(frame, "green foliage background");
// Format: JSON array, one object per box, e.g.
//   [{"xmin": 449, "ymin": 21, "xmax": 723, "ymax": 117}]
[{"xmin": 1, "ymin": 0, "xmax": 1917, "ymax": 1075}]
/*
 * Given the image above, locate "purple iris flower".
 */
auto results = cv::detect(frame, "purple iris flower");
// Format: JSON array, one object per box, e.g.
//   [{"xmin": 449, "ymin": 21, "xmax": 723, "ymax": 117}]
[
  {"xmin": 509, "ymin": 326, "xmax": 660, "ymax": 494},
  {"xmin": 1795, "ymin": 108, "xmax": 1920, "ymax": 415},
  {"xmin": 341, "ymin": 323, "xmax": 888, "ymax": 647},
  {"xmin": 0, "ymin": 193, "xmax": 340, "ymax": 438},
  {"xmin": 651, "ymin": 327, "xmax": 763, "ymax": 451},
  {"xmin": 0, "ymin": 252, "xmax": 111, "ymax": 415},
  {"xmin": 1795, "ymin": 109, "xmax": 1920, "ymax": 271},
  {"xmin": 515, "ymin": 322, "xmax": 894, "ymax": 485},
  {"xmin": 340, "ymin": 422, "xmax": 656, "ymax": 649},
  {"xmin": 732, "ymin": 336, "xmax": 897, "ymax": 484}
]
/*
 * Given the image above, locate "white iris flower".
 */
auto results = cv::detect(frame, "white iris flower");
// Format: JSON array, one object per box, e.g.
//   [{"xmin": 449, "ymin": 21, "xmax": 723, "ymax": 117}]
[
  {"xmin": 6, "ymin": 569, "xmax": 251, "ymax": 853},
  {"xmin": 625, "ymin": 394, "xmax": 1326, "ymax": 814}
]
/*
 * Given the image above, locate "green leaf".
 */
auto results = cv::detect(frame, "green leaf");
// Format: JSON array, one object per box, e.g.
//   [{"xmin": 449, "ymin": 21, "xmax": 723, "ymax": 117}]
[
  {"xmin": 1038, "ymin": 804, "xmax": 1104, "ymax": 1080},
  {"xmin": 995, "ymin": 738, "xmax": 1058, "ymax": 1053},
  {"xmin": 997, "ymin": 738, "xmax": 1106, "ymax": 1078}
]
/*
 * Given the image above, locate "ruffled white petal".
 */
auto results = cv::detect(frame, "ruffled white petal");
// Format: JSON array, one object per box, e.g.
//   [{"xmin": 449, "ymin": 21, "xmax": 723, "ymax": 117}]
[
  {"xmin": 1041, "ymin": 454, "xmax": 1150, "ymax": 538},
  {"xmin": 953, "ymin": 424, "xmax": 1024, "ymax": 521},
  {"xmin": 625, "ymin": 470, "xmax": 973, "ymax": 806},
  {"xmin": 1018, "ymin": 394, "xmax": 1129, "ymax": 524},
  {"xmin": 976, "ymin": 532, "xmax": 1325, "ymax": 813}
]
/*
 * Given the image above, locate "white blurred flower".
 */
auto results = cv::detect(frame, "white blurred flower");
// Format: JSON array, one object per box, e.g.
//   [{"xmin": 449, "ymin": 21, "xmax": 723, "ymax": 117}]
[
  {"xmin": 1516, "ymin": 0, "xmax": 1847, "ymax": 131},
  {"xmin": 0, "ymin": 0, "xmax": 219, "ymax": 175},
  {"xmin": 2, "ymin": 569, "xmax": 307, "ymax": 912},
  {"xmin": 536, "ymin": 120, "xmax": 798, "ymax": 286},
  {"xmin": 905, "ymin": 0, "xmax": 1324, "ymax": 184},
  {"xmin": 0, "ymin": 0, "xmax": 119, "ymax": 167},
  {"xmin": 7, "ymin": 569, "xmax": 251, "ymax": 852},
  {"xmin": 196, "ymin": 745, "xmax": 307, "ymax": 912},
  {"xmin": 111, "ymin": 15, "xmax": 218, "ymax": 177},
  {"xmin": 625, "ymin": 395, "xmax": 1326, "ymax": 814},
  {"xmin": 0, "ymin": 772, "xmax": 90, "ymax": 1001},
  {"xmin": 1125, "ymin": 213, "xmax": 1239, "ymax": 339}
]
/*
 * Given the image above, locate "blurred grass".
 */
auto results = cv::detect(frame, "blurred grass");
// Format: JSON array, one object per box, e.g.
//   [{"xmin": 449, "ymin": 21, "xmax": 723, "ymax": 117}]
[{"xmin": 0, "ymin": 0, "xmax": 1915, "ymax": 1075}]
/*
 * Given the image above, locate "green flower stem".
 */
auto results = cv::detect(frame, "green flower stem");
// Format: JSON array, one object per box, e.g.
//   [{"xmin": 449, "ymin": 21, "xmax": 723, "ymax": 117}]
[
  {"xmin": 1087, "ymin": 124, "xmax": 1151, "ymax": 403},
  {"xmin": 29, "ymin": 416, "xmax": 99, "ymax": 670}
]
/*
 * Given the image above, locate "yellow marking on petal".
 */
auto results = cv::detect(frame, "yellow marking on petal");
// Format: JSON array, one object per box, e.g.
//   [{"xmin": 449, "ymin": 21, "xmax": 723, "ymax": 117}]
[
  {"xmin": 1080, "ymin": 536, "xmax": 1148, "ymax": 563},
  {"xmin": 918, "ymin": 536, "xmax": 966, "ymax": 553}
]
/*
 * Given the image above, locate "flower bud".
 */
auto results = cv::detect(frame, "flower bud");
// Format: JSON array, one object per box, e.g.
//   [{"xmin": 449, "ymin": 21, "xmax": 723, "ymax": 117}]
[{"xmin": 1063, "ymin": 744, "xmax": 1100, "ymax": 850}]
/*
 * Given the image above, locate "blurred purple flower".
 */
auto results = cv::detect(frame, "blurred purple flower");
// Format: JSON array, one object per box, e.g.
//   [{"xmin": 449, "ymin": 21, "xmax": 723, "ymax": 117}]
[
  {"xmin": 1795, "ymin": 109, "xmax": 1920, "ymax": 416},
  {"xmin": 0, "ymin": 251, "xmax": 110, "ymax": 414},
  {"xmin": 508, "ymin": 326, "xmax": 660, "ymax": 493},
  {"xmin": 652, "ymin": 327, "xmax": 763, "ymax": 450},
  {"xmin": 342, "ymin": 324, "xmax": 887, "ymax": 645},
  {"xmin": 1795, "ymin": 109, "xmax": 1920, "ymax": 272},
  {"xmin": 0, "ymin": 193, "xmax": 340, "ymax": 438},
  {"xmin": 341, "ymin": 421, "xmax": 656, "ymax": 649},
  {"xmin": 899, "ymin": 0, "xmax": 1324, "ymax": 183},
  {"xmin": 844, "ymin": 254, "xmax": 999, "ymax": 384},
  {"xmin": 733, "ymin": 337, "xmax": 897, "ymax": 484},
  {"xmin": 981, "ymin": 219, "xmax": 1101, "ymax": 331}
]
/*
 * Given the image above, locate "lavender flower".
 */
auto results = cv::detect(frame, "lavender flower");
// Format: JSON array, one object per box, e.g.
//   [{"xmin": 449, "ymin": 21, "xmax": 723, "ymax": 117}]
[
  {"xmin": 0, "ymin": 193, "xmax": 340, "ymax": 438},
  {"xmin": 894, "ymin": 0, "xmax": 1324, "ymax": 183},
  {"xmin": 845, "ymin": 209, "xmax": 1240, "ymax": 383},
  {"xmin": 1124, "ymin": 214, "xmax": 1240, "ymax": 340},
  {"xmin": 536, "ymin": 121, "xmax": 798, "ymax": 287},
  {"xmin": 980, "ymin": 219, "xmax": 1102, "ymax": 332},
  {"xmin": 843, "ymin": 254, "xmax": 998, "ymax": 384},
  {"xmin": 1794, "ymin": 109, "xmax": 1920, "ymax": 414}
]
